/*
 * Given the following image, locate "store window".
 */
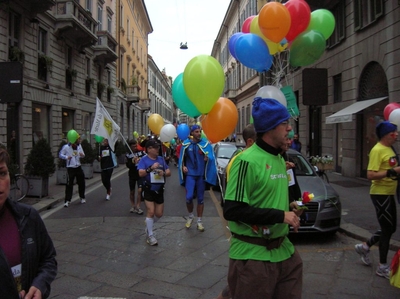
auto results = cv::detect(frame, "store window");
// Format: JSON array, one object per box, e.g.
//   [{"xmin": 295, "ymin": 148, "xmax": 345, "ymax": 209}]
[
  {"xmin": 62, "ymin": 108, "xmax": 75, "ymax": 140},
  {"xmin": 32, "ymin": 104, "xmax": 50, "ymax": 145}
]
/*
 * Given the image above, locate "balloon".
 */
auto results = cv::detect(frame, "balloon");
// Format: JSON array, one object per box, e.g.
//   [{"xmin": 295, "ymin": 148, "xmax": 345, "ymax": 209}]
[
  {"xmin": 148, "ymin": 113, "xmax": 164, "ymax": 135},
  {"xmin": 388, "ymin": 109, "xmax": 400, "ymax": 128},
  {"xmin": 201, "ymin": 97, "xmax": 238, "ymax": 143},
  {"xmin": 160, "ymin": 124, "xmax": 176, "ymax": 142},
  {"xmin": 67, "ymin": 129, "xmax": 78, "ymax": 143},
  {"xmin": 172, "ymin": 73, "xmax": 201, "ymax": 118},
  {"xmin": 258, "ymin": 2, "xmax": 291, "ymax": 43},
  {"xmin": 288, "ymin": 130, "xmax": 295, "ymax": 139},
  {"xmin": 242, "ymin": 15, "xmax": 255, "ymax": 33},
  {"xmin": 255, "ymin": 85, "xmax": 287, "ymax": 107},
  {"xmin": 285, "ymin": 0, "xmax": 311, "ymax": 41},
  {"xmin": 177, "ymin": 123, "xmax": 190, "ymax": 140},
  {"xmin": 307, "ymin": 9, "xmax": 336, "ymax": 40},
  {"xmin": 183, "ymin": 55, "xmax": 225, "ymax": 114},
  {"xmin": 235, "ymin": 34, "xmax": 272, "ymax": 72},
  {"xmin": 94, "ymin": 135, "xmax": 104, "ymax": 143},
  {"xmin": 289, "ymin": 30, "xmax": 326, "ymax": 67},
  {"xmin": 249, "ymin": 16, "xmax": 280, "ymax": 55},
  {"xmin": 133, "ymin": 131, "xmax": 139, "ymax": 138},
  {"xmin": 228, "ymin": 32, "xmax": 244, "ymax": 60},
  {"xmin": 384, "ymin": 103, "xmax": 400, "ymax": 120},
  {"xmin": 170, "ymin": 138, "xmax": 176, "ymax": 145}
]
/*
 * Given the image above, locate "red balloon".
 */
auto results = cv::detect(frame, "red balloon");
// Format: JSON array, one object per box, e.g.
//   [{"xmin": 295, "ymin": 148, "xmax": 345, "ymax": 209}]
[
  {"xmin": 285, "ymin": 0, "xmax": 311, "ymax": 42},
  {"xmin": 384, "ymin": 103, "xmax": 400, "ymax": 120},
  {"xmin": 242, "ymin": 15, "xmax": 255, "ymax": 33}
]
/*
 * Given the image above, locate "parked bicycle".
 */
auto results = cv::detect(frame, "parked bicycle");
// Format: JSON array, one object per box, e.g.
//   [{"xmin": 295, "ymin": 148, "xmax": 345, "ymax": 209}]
[{"xmin": 9, "ymin": 172, "xmax": 29, "ymax": 202}]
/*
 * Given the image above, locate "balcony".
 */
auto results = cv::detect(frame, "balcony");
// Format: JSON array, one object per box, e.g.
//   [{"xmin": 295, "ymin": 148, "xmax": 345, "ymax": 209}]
[
  {"xmin": 22, "ymin": 0, "xmax": 55, "ymax": 15},
  {"xmin": 139, "ymin": 98, "xmax": 151, "ymax": 111},
  {"xmin": 93, "ymin": 31, "xmax": 118, "ymax": 65},
  {"xmin": 54, "ymin": 0, "xmax": 98, "ymax": 50},
  {"xmin": 126, "ymin": 85, "xmax": 140, "ymax": 104},
  {"xmin": 225, "ymin": 89, "xmax": 237, "ymax": 99}
]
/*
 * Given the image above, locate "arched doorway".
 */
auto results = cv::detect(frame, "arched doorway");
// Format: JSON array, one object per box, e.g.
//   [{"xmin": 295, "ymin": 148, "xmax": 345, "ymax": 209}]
[{"xmin": 358, "ymin": 62, "xmax": 388, "ymax": 178}]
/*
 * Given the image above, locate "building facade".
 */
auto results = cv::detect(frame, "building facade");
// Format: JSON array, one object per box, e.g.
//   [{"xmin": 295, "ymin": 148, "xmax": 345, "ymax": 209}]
[{"xmin": 212, "ymin": 0, "xmax": 400, "ymax": 178}]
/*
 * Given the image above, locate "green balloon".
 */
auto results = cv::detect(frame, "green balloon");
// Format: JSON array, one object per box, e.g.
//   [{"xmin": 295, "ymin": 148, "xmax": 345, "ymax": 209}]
[
  {"xmin": 183, "ymin": 55, "xmax": 225, "ymax": 114},
  {"xmin": 288, "ymin": 130, "xmax": 295, "ymax": 139},
  {"xmin": 289, "ymin": 30, "xmax": 326, "ymax": 67},
  {"xmin": 94, "ymin": 135, "xmax": 104, "ymax": 143},
  {"xmin": 67, "ymin": 129, "xmax": 78, "ymax": 143},
  {"xmin": 172, "ymin": 73, "xmax": 201, "ymax": 118},
  {"xmin": 307, "ymin": 9, "xmax": 335, "ymax": 40}
]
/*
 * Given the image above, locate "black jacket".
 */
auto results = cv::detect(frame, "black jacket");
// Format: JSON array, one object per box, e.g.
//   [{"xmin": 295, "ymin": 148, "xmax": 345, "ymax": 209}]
[{"xmin": 0, "ymin": 198, "xmax": 57, "ymax": 298}]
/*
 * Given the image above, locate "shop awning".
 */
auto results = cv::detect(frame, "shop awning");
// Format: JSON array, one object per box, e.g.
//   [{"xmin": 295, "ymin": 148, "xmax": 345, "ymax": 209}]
[{"xmin": 325, "ymin": 97, "xmax": 387, "ymax": 124}]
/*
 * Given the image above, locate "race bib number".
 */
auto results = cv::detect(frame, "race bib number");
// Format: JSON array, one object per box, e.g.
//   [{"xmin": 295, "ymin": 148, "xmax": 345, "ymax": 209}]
[{"xmin": 287, "ymin": 169, "xmax": 295, "ymax": 186}]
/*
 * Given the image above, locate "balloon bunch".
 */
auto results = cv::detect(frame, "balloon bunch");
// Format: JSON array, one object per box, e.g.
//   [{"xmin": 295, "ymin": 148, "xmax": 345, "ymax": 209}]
[
  {"xmin": 229, "ymin": 0, "xmax": 336, "ymax": 72},
  {"xmin": 171, "ymin": 54, "xmax": 239, "ymax": 143},
  {"xmin": 384, "ymin": 103, "xmax": 400, "ymax": 127}
]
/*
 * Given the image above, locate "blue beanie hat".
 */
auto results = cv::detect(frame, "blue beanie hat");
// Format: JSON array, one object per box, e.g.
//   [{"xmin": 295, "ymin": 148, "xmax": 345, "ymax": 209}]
[
  {"xmin": 191, "ymin": 125, "xmax": 201, "ymax": 132},
  {"xmin": 252, "ymin": 97, "xmax": 290, "ymax": 133},
  {"xmin": 376, "ymin": 121, "xmax": 397, "ymax": 139}
]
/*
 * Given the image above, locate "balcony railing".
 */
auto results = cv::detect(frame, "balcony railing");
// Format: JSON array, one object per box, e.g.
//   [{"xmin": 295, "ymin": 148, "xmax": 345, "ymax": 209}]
[
  {"xmin": 53, "ymin": 0, "xmax": 98, "ymax": 50},
  {"xmin": 139, "ymin": 98, "xmax": 151, "ymax": 111},
  {"xmin": 93, "ymin": 31, "xmax": 118, "ymax": 65},
  {"xmin": 126, "ymin": 85, "xmax": 140, "ymax": 103}
]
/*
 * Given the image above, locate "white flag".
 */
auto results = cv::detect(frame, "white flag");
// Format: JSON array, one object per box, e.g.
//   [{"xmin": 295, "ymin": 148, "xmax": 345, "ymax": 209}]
[{"xmin": 91, "ymin": 98, "xmax": 120, "ymax": 151}]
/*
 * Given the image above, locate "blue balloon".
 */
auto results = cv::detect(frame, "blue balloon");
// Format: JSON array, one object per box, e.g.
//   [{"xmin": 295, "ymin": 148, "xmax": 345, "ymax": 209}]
[
  {"xmin": 235, "ymin": 33, "xmax": 272, "ymax": 72},
  {"xmin": 228, "ymin": 32, "xmax": 244, "ymax": 60},
  {"xmin": 177, "ymin": 123, "xmax": 190, "ymax": 141},
  {"xmin": 172, "ymin": 73, "xmax": 201, "ymax": 118}
]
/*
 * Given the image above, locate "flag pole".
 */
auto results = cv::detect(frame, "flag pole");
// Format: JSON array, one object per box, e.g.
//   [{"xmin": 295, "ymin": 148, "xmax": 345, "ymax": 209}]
[{"xmin": 118, "ymin": 131, "xmax": 134, "ymax": 155}]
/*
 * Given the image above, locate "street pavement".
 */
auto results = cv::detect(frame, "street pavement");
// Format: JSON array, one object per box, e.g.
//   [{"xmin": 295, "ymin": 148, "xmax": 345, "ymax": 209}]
[{"xmin": 21, "ymin": 166, "xmax": 400, "ymax": 298}]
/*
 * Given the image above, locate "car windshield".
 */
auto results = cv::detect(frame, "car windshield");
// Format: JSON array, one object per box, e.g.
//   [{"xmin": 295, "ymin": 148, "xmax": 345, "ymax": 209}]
[
  {"xmin": 288, "ymin": 153, "xmax": 316, "ymax": 176},
  {"xmin": 217, "ymin": 146, "xmax": 237, "ymax": 159}
]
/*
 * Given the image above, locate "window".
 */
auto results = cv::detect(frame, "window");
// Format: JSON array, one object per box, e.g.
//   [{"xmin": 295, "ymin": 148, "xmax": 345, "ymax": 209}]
[
  {"xmin": 132, "ymin": 29, "xmax": 135, "ymax": 51},
  {"xmin": 333, "ymin": 74, "xmax": 342, "ymax": 103},
  {"xmin": 127, "ymin": 19, "xmax": 130, "ymax": 39},
  {"xmin": 107, "ymin": 69, "xmax": 112, "ymax": 102},
  {"xmin": 97, "ymin": 4, "xmax": 103, "ymax": 31},
  {"xmin": 8, "ymin": 11, "xmax": 21, "ymax": 48},
  {"xmin": 65, "ymin": 46, "xmax": 73, "ymax": 90},
  {"xmin": 354, "ymin": 0, "xmax": 383, "ymax": 31},
  {"xmin": 85, "ymin": 58, "xmax": 91, "ymax": 96},
  {"xmin": 62, "ymin": 109, "xmax": 75, "ymax": 139},
  {"xmin": 86, "ymin": 0, "xmax": 92, "ymax": 12},
  {"xmin": 327, "ymin": 1, "xmax": 346, "ymax": 48},
  {"xmin": 107, "ymin": 14, "xmax": 112, "ymax": 33},
  {"xmin": 37, "ymin": 28, "xmax": 49, "ymax": 81},
  {"xmin": 32, "ymin": 104, "xmax": 50, "ymax": 144}
]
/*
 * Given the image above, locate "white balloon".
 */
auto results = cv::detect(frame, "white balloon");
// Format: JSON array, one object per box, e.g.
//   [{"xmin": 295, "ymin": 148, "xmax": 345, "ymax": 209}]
[
  {"xmin": 388, "ymin": 108, "xmax": 400, "ymax": 129},
  {"xmin": 255, "ymin": 85, "xmax": 287, "ymax": 107},
  {"xmin": 160, "ymin": 124, "xmax": 177, "ymax": 142}
]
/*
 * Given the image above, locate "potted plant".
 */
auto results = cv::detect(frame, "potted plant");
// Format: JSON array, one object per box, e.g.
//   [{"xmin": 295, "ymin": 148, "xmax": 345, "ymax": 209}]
[
  {"xmin": 66, "ymin": 68, "xmax": 78, "ymax": 79},
  {"xmin": 24, "ymin": 138, "xmax": 55, "ymax": 198},
  {"xmin": 79, "ymin": 139, "xmax": 95, "ymax": 179},
  {"xmin": 120, "ymin": 78, "xmax": 127, "ymax": 93},
  {"xmin": 97, "ymin": 81, "xmax": 105, "ymax": 96},
  {"xmin": 9, "ymin": 46, "xmax": 25, "ymax": 63},
  {"xmin": 56, "ymin": 140, "xmax": 68, "ymax": 185},
  {"xmin": 38, "ymin": 54, "xmax": 53, "ymax": 74}
]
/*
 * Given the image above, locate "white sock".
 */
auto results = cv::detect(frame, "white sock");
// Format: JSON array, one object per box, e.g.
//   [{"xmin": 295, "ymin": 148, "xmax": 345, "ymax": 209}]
[
  {"xmin": 146, "ymin": 217, "xmax": 154, "ymax": 236},
  {"xmin": 188, "ymin": 213, "xmax": 194, "ymax": 219},
  {"xmin": 197, "ymin": 217, "xmax": 202, "ymax": 223}
]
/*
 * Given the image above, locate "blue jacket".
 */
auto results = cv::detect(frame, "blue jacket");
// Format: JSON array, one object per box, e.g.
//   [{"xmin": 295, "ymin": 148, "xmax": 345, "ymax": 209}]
[
  {"xmin": 178, "ymin": 137, "xmax": 217, "ymax": 186},
  {"xmin": 0, "ymin": 198, "xmax": 57, "ymax": 298}
]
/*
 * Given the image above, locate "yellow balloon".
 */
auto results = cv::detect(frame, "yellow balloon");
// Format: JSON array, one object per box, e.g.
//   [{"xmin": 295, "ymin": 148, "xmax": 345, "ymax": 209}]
[
  {"xmin": 148, "ymin": 114, "xmax": 164, "ymax": 135},
  {"xmin": 250, "ymin": 15, "xmax": 279, "ymax": 55}
]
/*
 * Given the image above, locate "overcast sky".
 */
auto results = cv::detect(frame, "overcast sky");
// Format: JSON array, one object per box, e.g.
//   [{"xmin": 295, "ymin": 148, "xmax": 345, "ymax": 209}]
[{"xmin": 144, "ymin": 0, "xmax": 230, "ymax": 80}]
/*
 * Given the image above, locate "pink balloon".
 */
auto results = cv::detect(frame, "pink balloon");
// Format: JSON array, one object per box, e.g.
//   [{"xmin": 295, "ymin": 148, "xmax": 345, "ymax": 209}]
[
  {"xmin": 242, "ymin": 15, "xmax": 255, "ymax": 33},
  {"xmin": 384, "ymin": 103, "xmax": 400, "ymax": 120},
  {"xmin": 285, "ymin": 0, "xmax": 311, "ymax": 41}
]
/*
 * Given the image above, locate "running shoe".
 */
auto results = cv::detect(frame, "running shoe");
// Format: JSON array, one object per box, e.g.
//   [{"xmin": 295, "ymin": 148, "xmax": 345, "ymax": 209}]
[
  {"xmin": 185, "ymin": 217, "xmax": 194, "ymax": 229},
  {"xmin": 64, "ymin": 201, "xmax": 69, "ymax": 208},
  {"xmin": 197, "ymin": 222, "xmax": 205, "ymax": 232},
  {"xmin": 135, "ymin": 207, "xmax": 144, "ymax": 215},
  {"xmin": 80, "ymin": 198, "xmax": 86, "ymax": 204},
  {"xmin": 376, "ymin": 264, "xmax": 390, "ymax": 279},
  {"xmin": 130, "ymin": 207, "xmax": 135, "ymax": 213},
  {"xmin": 106, "ymin": 194, "xmax": 110, "ymax": 201},
  {"xmin": 354, "ymin": 243, "xmax": 371, "ymax": 266},
  {"xmin": 147, "ymin": 235, "xmax": 158, "ymax": 246}
]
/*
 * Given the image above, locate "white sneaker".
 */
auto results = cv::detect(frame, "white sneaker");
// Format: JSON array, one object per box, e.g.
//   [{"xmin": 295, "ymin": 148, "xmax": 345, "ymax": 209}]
[
  {"xmin": 185, "ymin": 217, "xmax": 194, "ymax": 229},
  {"xmin": 130, "ymin": 207, "xmax": 135, "ymax": 213},
  {"xmin": 197, "ymin": 222, "xmax": 205, "ymax": 232},
  {"xmin": 64, "ymin": 202, "xmax": 69, "ymax": 208},
  {"xmin": 147, "ymin": 235, "xmax": 158, "ymax": 246},
  {"xmin": 80, "ymin": 198, "xmax": 86, "ymax": 204},
  {"xmin": 376, "ymin": 264, "xmax": 390, "ymax": 279},
  {"xmin": 106, "ymin": 194, "xmax": 110, "ymax": 201},
  {"xmin": 355, "ymin": 243, "xmax": 371, "ymax": 266}
]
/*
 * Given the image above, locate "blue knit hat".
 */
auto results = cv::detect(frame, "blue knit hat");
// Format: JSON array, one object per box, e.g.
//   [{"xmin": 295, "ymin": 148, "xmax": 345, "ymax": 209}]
[
  {"xmin": 376, "ymin": 121, "xmax": 397, "ymax": 139},
  {"xmin": 191, "ymin": 125, "xmax": 201, "ymax": 132},
  {"xmin": 252, "ymin": 97, "xmax": 290, "ymax": 133}
]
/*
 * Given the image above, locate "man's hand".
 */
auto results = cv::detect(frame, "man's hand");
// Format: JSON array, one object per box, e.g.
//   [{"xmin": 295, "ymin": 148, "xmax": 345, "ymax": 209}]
[
  {"xmin": 283, "ymin": 211, "xmax": 300, "ymax": 232},
  {"xmin": 20, "ymin": 286, "xmax": 42, "ymax": 299},
  {"xmin": 289, "ymin": 201, "xmax": 304, "ymax": 217}
]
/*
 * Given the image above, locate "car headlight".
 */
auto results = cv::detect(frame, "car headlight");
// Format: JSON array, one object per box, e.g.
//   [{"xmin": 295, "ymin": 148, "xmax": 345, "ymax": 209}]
[
  {"xmin": 217, "ymin": 165, "xmax": 225, "ymax": 174},
  {"xmin": 324, "ymin": 197, "xmax": 339, "ymax": 208}
]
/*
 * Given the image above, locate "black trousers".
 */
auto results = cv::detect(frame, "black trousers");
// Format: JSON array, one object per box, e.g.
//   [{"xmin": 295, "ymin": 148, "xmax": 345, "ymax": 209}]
[{"xmin": 65, "ymin": 166, "xmax": 85, "ymax": 201}]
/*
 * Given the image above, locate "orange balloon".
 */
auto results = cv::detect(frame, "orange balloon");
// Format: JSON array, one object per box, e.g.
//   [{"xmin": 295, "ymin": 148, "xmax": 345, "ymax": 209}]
[
  {"xmin": 258, "ymin": 2, "xmax": 291, "ymax": 43},
  {"xmin": 201, "ymin": 98, "xmax": 238, "ymax": 143},
  {"xmin": 250, "ymin": 15, "xmax": 279, "ymax": 55},
  {"xmin": 148, "ymin": 113, "xmax": 164, "ymax": 135}
]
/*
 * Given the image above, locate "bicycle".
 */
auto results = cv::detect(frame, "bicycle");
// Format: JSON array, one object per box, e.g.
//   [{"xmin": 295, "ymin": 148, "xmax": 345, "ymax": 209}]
[{"xmin": 10, "ymin": 173, "xmax": 30, "ymax": 202}]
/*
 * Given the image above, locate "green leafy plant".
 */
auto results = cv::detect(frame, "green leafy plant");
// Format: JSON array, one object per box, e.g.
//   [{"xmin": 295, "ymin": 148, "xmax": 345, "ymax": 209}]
[
  {"xmin": 25, "ymin": 138, "xmax": 55, "ymax": 178},
  {"xmin": 57, "ymin": 140, "xmax": 68, "ymax": 168},
  {"xmin": 86, "ymin": 77, "xmax": 94, "ymax": 86},
  {"xmin": 80, "ymin": 139, "xmax": 96, "ymax": 164},
  {"xmin": 131, "ymin": 76, "xmax": 137, "ymax": 85},
  {"xmin": 38, "ymin": 54, "xmax": 53, "ymax": 74},
  {"xmin": 67, "ymin": 68, "xmax": 77, "ymax": 78},
  {"xmin": 9, "ymin": 46, "xmax": 25, "ymax": 62},
  {"xmin": 120, "ymin": 78, "xmax": 127, "ymax": 93},
  {"xmin": 107, "ymin": 86, "xmax": 114, "ymax": 94},
  {"xmin": 97, "ymin": 81, "xmax": 106, "ymax": 94}
]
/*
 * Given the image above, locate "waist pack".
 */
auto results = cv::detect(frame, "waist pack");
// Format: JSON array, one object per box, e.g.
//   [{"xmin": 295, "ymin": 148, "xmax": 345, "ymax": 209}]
[{"xmin": 232, "ymin": 233, "xmax": 285, "ymax": 250}]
